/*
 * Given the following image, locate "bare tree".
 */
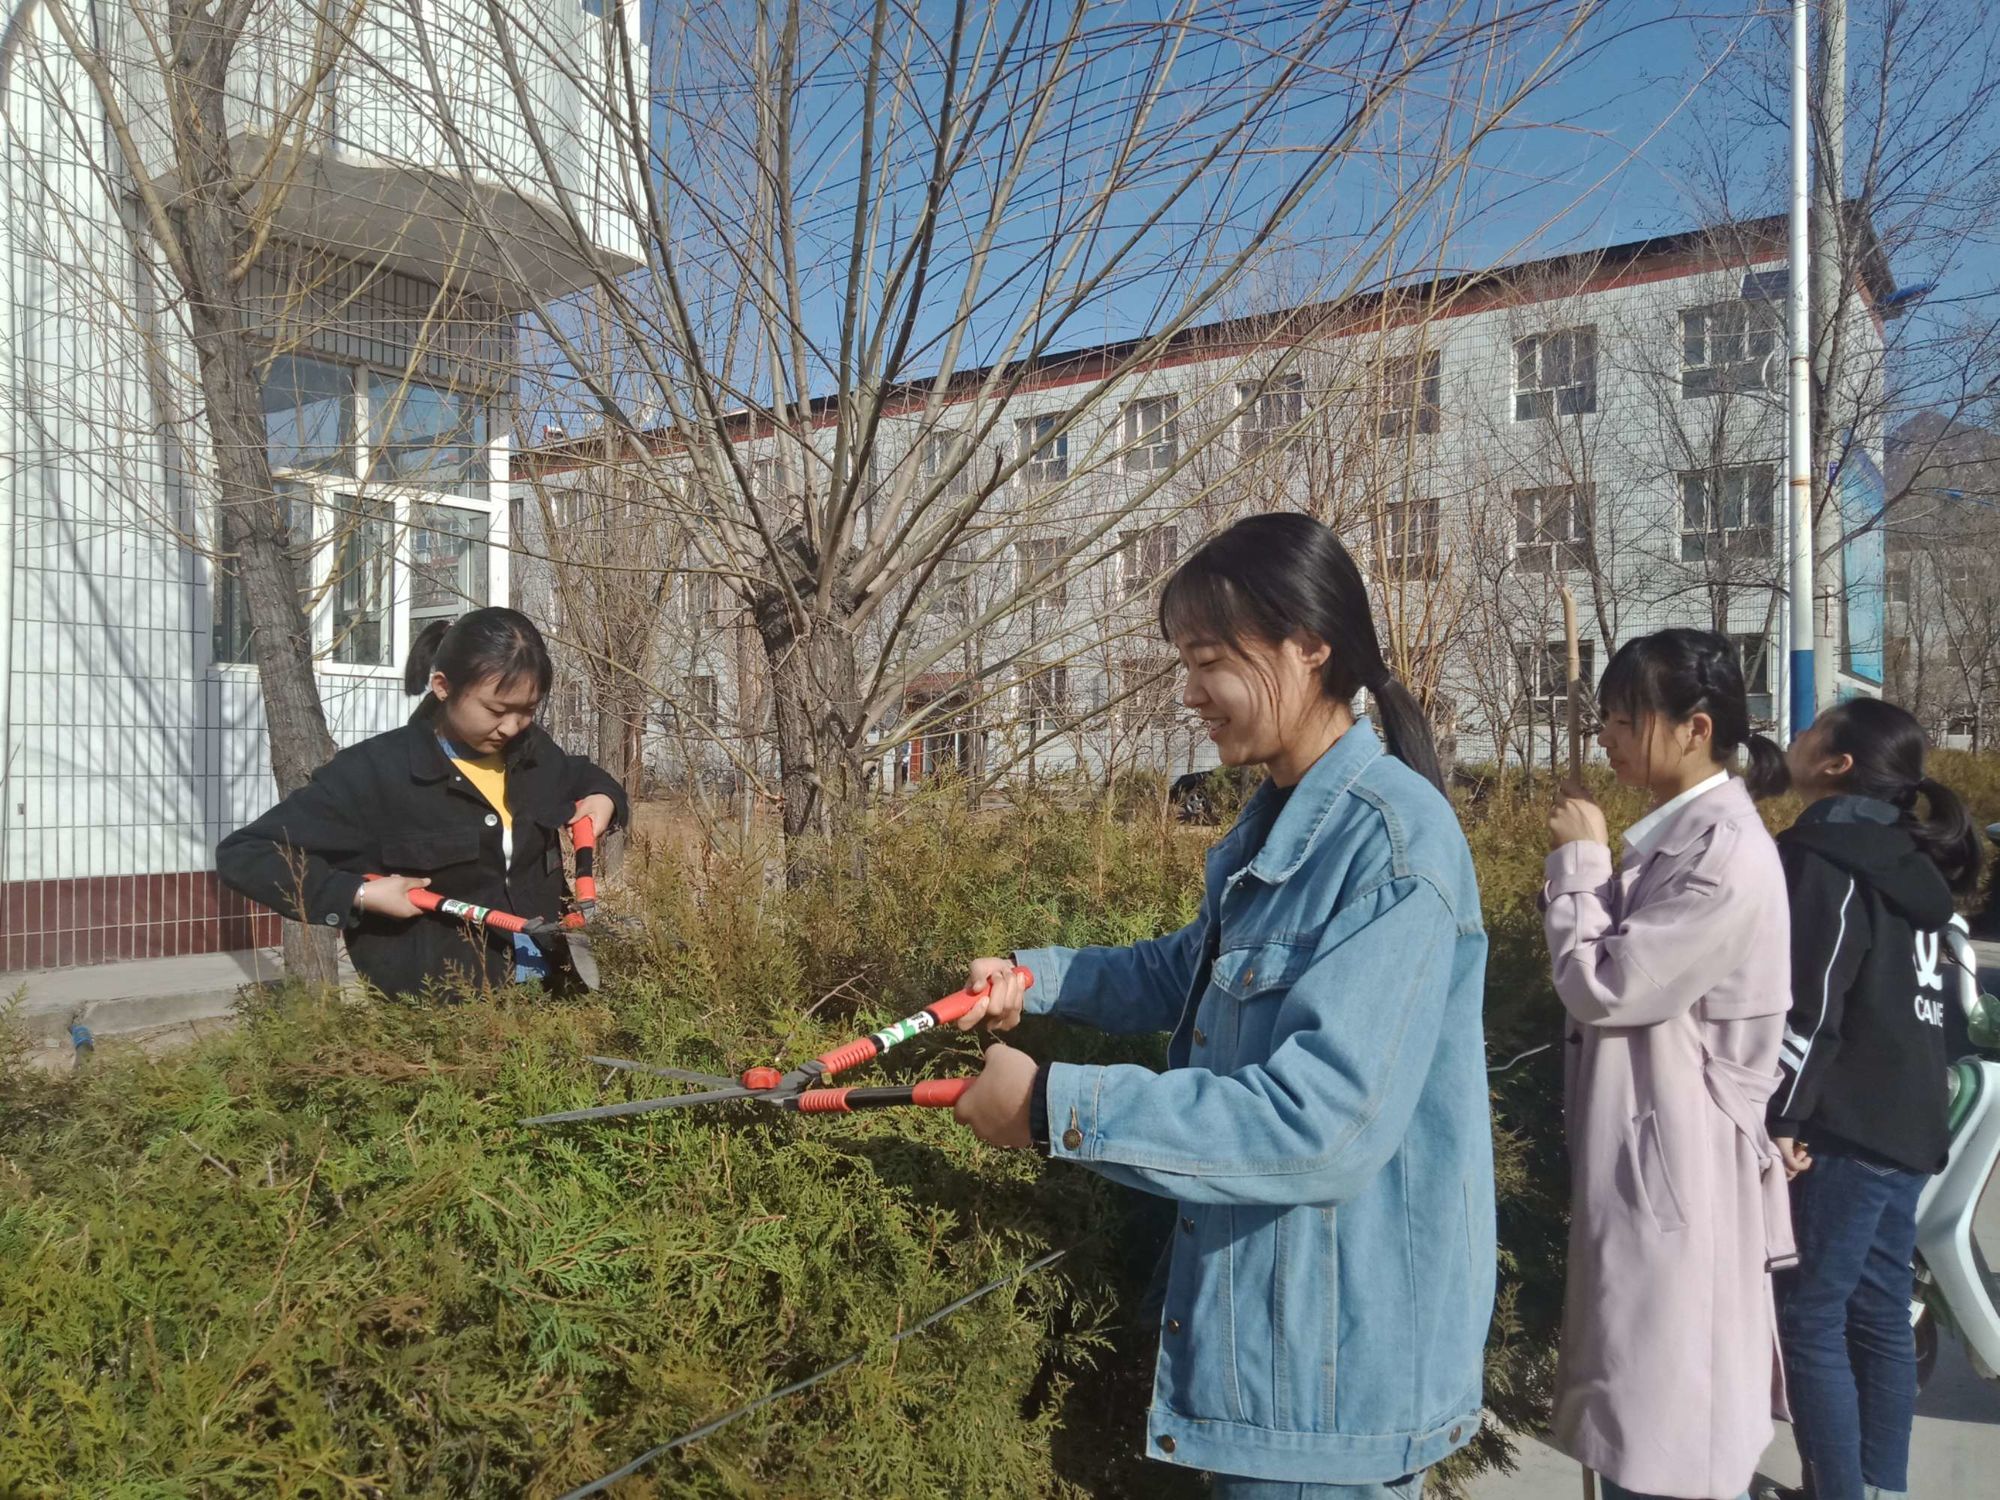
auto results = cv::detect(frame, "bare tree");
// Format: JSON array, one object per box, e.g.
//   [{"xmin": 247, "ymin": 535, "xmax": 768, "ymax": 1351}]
[{"xmin": 478, "ymin": 0, "xmax": 1614, "ymax": 861}]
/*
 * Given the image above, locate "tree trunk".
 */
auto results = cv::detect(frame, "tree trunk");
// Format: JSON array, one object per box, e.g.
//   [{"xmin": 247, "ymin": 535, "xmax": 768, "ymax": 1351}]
[
  {"xmin": 171, "ymin": 2, "xmax": 340, "ymax": 985},
  {"xmin": 751, "ymin": 549, "xmax": 862, "ymax": 870}
]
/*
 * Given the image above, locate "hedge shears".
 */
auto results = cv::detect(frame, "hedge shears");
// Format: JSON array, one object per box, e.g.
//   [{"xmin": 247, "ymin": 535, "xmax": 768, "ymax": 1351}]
[
  {"xmin": 518, "ymin": 966, "xmax": 1033, "ymax": 1126},
  {"xmin": 365, "ymin": 803, "xmax": 605, "ymax": 986}
]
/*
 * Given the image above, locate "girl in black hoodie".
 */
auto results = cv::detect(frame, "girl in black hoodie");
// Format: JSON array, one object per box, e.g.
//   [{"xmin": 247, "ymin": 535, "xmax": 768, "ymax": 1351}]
[{"xmin": 1769, "ymin": 698, "xmax": 1984, "ymax": 1500}]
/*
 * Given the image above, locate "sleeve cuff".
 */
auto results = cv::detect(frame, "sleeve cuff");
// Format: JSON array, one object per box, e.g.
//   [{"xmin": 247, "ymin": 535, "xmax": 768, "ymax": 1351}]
[
  {"xmin": 1041, "ymin": 1061, "xmax": 1101, "ymax": 1162},
  {"xmin": 1543, "ymin": 840, "xmax": 1614, "ymax": 900},
  {"xmin": 1012, "ymin": 948, "xmax": 1067, "ymax": 1017},
  {"xmin": 311, "ymin": 871, "xmax": 366, "ymax": 930},
  {"xmin": 1028, "ymin": 1065, "xmax": 1052, "ymax": 1154}
]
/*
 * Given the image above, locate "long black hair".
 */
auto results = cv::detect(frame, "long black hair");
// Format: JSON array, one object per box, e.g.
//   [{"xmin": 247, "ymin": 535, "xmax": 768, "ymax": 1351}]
[
  {"xmin": 1810, "ymin": 697, "xmax": 1985, "ymax": 894},
  {"xmin": 403, "ymin": 608, "xmax": 555, "ymax": 715},
  {"xmin": 1157, "ymin": 512, "xmax": 1445, "ymax": 793},
  {"xmin": 1596, "ymin": 627, "xmax": 1789, "ymax": 799}
]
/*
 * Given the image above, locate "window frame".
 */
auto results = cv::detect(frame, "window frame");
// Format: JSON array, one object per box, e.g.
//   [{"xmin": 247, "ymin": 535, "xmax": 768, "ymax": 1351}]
[
  {"xmin": 1679, "ymin": 300, "xmax": 1782, "ymax": 398},
  {"xmin": 1016, "ymin": 414, "xmax": 1070, "ymax": 488},
  {"xmin": 1119, "ymin": 522, "xmax": 1179, "ymax": 600},
  {"xmin": 1015, "ymin": 536, "xmax": 1068, "ymax": 607},
  {"xmin": 1511, "ymin": 484, "xmax": 1594, "ymax": 574},
  {"xmin": 1515, "ymin": 638, "xmax": 1597, "ymax": 709},
  {"xmin": 213, "ymin": 353, "xmax": 505, "ymax": 677},
  {"xmin": 1377, "ymin": 350, "xmax": 1442, "ymax": 440},
  {"xmin": 1236, "ymin": 374, "xmax": 1305, "ymax": 458},
  {"xmin": 1513, "ymin": 326, "xmax": 1598, "ymax": 421},
  {"xmin": 1679, "ymin": 463, "xmax": 1777, "ymax": 562},
  {"xmin": 1381, "ymin": 496, "xmax": 1441, "ymax": 581},
  {"xmin": 1122, "ymin": 394, "xmax": 1181, "ymax": 472}
]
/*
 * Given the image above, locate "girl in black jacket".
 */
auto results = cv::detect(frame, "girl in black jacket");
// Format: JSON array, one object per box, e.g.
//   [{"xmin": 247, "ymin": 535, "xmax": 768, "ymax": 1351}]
[
  {"xmin": 218, "ymin": 608, "xmax": 627, "ymax": 998},
  {"xmin": 1770, "ymin": 698, "xmax": 1984, "ymax": 1500}
]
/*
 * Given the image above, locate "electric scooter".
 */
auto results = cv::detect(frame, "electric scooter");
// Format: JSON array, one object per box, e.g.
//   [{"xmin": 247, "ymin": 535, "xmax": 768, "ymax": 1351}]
[{"xmin": 1911, "ymin": 914, "xmax": 2000, "ymax": 1389}]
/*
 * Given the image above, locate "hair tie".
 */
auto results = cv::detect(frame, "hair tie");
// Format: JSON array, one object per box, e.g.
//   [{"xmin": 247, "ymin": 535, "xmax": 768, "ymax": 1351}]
[{"xmin": 1364, "ymin": 668, "xmax": 1392, "ymax": 694}]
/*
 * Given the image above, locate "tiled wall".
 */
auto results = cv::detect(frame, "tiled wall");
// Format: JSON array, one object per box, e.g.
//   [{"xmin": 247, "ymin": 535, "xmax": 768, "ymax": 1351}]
[{"xmin": 3, "ymin": 872, "xmax": 282, "ymax": 971}]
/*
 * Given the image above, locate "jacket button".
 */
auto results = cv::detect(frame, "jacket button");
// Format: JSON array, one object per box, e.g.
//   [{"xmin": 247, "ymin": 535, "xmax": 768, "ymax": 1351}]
[
  {"xmin": 1166, "ymin": 1318, "xmax": 1182, "ymax": 1334},
  {"xmin": 1450, "ymin": 1425, "xmax": 1463, "ymax": 1443},
  {"xmin": 484, "ymin": 813, "xmax": 500, "ymax": 827},
  {"xmin": 1192, "ymin": 1027, "xmax": 1207, "ymax": 1046},
  {"xmin": 1181, "ymin": 1215, "xmax": 1194, "ymax": 1235},
  {"xmin": 1156, "ymin": 1434, "xmax": 1176, "ymax": 1454},
  {"xmin": 324, "ymin": 913, "xmax": 339, "ymax": 926},
  {"xmin": 1061, "ymin": 1127, "xmax": 1083, "ymax": 1151}
]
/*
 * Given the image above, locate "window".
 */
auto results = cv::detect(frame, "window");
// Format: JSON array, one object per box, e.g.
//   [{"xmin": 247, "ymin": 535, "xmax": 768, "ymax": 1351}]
[
  {"xmin": 1016, "ymin": 414, "xmax": 1069, "ymax": 487},
  {"xmin": 1516, "ymin": 639, "xmax": 1596, "ymax": 708},
  {"xmin": 750, "ymin": 456, "xmax": 780, "ymax": 502},
  {"xmin": 1378, "ymin": 351, "xmax": 1442, "ymax": 439},
  {"xmin": 1680, "ymin": 301, "xmax": 1780, "ymax": 397},
  {"xmin": 1679, "ymin": 464, "xmax": 1775, "ymax": 561},
  {"xmin": 921, "ymin": 545, "xmax": 975, "ymax": 621},
  {"xmin": 1120, "ymin": 523, "xmax": 1179, "ymax": 599},
  {"xmin": 1514, "ymin": 326, "xmax": 1597, "ymax": 421},
  {"xmin": 1237, "ymin": 374, "xmax": 1304, "ymax": 458},
  {"xmin": 701, "ymin": 572, "xmax": 737, "ymax": 626},
  {"xmin": 1026, "ymin": 665, "xmax": 1070, "ymax": 736},
  {"xmin": 689, "ymin": 674, "xmax": 719, "ymax": 722},
  {"xmin": 1513, "ymin": 485, "xmax": 1593, "ymax": 573},
  {"xmin": 409, "ymin": 504, "xmax": 490, "ymax": 633},
  {"xmin": 1381, "ymin": 497, "xmax": 1440, "ymax": 581},
  {"xmin": 1733, "ymin": 633, "xmax": 1774, "ymax": 722},
  {"xmin": 213, "ymin": 482, "xmax": 315, "ymax": 665},
  {"xmin": 367, "ymin": 373, "xmax": 489, "ymax": 497},
  {"xmin": 923, "ymin": 430, "xmax": 974, "ymax": 498},
  {"xmin": 263, "ymin": 356, "xmax": 354, "ymax": 475},
  {"xmin": 1118, "ymin": 656, "xmax": 1177, "ymax": 730},
  {"xmin": 1122, "ymin": 395, "xmax": 1180, "ymax": 472},
  {"xmin": 1015, "ymin": 537, "xmax": 1067, "ymax": 606},
  {"xmin": 330, "ymin": 497, "xmax": 395, "ymax": 666}
]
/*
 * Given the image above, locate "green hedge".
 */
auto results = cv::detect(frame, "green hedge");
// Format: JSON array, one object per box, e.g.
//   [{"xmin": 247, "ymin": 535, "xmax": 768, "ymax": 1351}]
[{"xmin": 6, "ymin": 757, "xmax": 1992, "ymax": 1496}]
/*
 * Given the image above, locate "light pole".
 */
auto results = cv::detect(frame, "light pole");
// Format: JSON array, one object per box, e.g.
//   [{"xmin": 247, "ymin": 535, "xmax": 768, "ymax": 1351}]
[{"xmin": 1787, "ymin": 0, "xmax": 1817, "ymax": 738}]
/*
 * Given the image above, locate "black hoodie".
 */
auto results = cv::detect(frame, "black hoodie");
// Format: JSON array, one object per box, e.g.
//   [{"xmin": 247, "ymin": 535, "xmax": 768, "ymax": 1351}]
[{"xmin": 1769, "ymin": 795, "xmax": 1960, "ymax": 1173}]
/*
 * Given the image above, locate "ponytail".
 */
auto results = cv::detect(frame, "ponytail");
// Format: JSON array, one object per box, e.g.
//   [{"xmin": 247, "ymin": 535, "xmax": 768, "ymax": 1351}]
[
  {"xmin": 1159, "ymin": 512, "xmax": 1447, "ymax": 795},
  {"xmin": 1912, "ymin": 775, "xmax": 1983, "ymax": 895},
  {"xmin": 1368, "ymin": 674, "xmax": 1446, "ymax": 795},
  {"xmin": 401, "ymin": 608, "xmax": 555, "ymax": 719},
  {"xmin": 404, "ymin": 617, "xmax": 452, "ymax": 698},
  {"xmin": 1742, "ymin": 733, "xmax": 1790, "ymax": 801},
  {"xmin": 1812, "ymin": 699, "xmax": 1987, "ymax": 895}
]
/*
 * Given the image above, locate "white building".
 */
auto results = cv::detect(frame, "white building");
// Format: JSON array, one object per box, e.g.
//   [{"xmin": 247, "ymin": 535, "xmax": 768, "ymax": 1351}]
[
  {"xmin": 522, "ymin": 215, "xmax": 1900, "ymax": 797},
  {"xmin": 1, "ymin": 1, "xmax": 641, "ymax": 971}
]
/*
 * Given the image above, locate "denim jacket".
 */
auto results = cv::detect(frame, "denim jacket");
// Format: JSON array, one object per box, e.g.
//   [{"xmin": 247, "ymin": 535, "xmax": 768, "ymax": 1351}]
[{"xmin": 1018, "ymin": 723, "xmax": 1493, "ymax": 1482}]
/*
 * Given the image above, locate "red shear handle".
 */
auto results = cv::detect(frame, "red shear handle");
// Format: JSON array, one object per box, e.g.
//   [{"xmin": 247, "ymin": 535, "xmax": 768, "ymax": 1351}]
[
  {"xmin": 794, "ymin": 1078, "xmax": 971, "ymax": 1113},
  {"xmin": 567, "ymin": 803, "xmax": 598, "ymax": 906},
  {"xmin": 367, "ymin": 879, "xmax": 533, "ymax": 935},
  {"xmin": 811, "ymin": 967, "xmax": 1034, "ymax": 1081}
]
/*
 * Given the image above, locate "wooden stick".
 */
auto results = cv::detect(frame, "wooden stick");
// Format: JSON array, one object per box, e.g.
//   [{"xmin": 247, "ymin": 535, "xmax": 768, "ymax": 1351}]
[
  {"xmin": 1559, "ymin": 584, "xmax": 1583, "ymax": 780},
  {"xmin": 1579, "ymin": 1466, "xmax": 1597, "ymax": 1500}
]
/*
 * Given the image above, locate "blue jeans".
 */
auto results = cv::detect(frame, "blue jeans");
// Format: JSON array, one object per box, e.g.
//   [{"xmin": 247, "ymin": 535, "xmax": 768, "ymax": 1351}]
[
  {"xmin": 1599, "ymin": 1482, "xmax": 1747, "ymax": 1500},
  {"xmin": 1211, "ymin": 1475, "xmax": 1422, "ymax": 1499},
  {"xmin": 1777, "ymin": 1143, "xmax": 1927, "ymax": 1500}
]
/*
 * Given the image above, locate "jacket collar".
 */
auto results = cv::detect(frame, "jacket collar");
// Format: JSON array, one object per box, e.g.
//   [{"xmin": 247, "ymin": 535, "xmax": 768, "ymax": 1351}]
[
  {"xmin": 403, "ymin": 715, "xmax": 540, "ymax": 782},
  {"xmin": 1236, "ymin": 718, "xmax": 1383, "ymax": 886},
  {"xmin": 1630, "ymin": 772, "xmax": 1754, "ymax": 860}
]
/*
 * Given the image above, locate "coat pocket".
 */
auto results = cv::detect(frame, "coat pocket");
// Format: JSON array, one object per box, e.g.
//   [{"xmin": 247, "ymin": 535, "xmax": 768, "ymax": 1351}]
[
  {"xmin": 380, "ymin": 829, "xmax": 484, "ymax": 874},
  {"xmin": 1626, "ymin": 1110, "xmax": 1689, "ymax": 1234}
]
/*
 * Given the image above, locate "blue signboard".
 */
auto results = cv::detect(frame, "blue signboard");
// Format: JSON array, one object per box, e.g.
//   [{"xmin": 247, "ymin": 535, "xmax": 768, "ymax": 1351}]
[{"xmin": 1837, "ymin": 443, "xmax": 1886, "ymax": 686}]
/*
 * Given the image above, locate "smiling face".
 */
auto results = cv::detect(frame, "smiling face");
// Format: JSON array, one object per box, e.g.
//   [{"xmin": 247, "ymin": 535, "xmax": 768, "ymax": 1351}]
[
  {"xmin": 1175, "ymin": 631, "xmax": 1344, "ymax": 784},
  {"xmin": 433, "ymin": 670, "xmax": 542, "ymax": 755}
]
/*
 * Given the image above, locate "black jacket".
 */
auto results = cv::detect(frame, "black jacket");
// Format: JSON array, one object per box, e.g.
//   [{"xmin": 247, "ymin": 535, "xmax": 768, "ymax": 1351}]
[
  {"xmin": 217, "ymin": 717, "xmax": 628, "ymax": 998},
  {"xmin": 1770, "ymin": 795, "xmax": 1959, "ymax": 1173}
]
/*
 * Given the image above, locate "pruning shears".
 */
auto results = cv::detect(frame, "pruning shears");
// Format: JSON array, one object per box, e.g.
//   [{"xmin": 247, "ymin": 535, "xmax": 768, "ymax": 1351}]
[
  {"xmin": 366, "ymin": 803, "xmax": 606, "ymax": 986},
  {"xmin": 518, "ymin": 966, "xmax": 1034, "ymax": 1126}
]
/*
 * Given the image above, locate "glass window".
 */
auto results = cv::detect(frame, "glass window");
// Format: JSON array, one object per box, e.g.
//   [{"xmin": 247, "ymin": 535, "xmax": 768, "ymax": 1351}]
[
  {"xmin": 1514, "ymin": 327, "xmax": 1598, "ymax": 421},
  {"xmin": 263, "ymin": 356, "xmax": 355, "ymax": 475},
  {"xmin": 410, "ymin": 503, "xmax": 491, "ymax": 633},
  {"xmin": 368, "ymin": 373, "xmax": 489, "ymax": 497},
  {"xmin": 1378, "ymin": 351, "xmax": 1442, "ymax": 439},
  {"xmin": 1122, "ymin": 396, "xmax": 1180, "ymax": 471},
  {"xmin": 330, "ymin": 496, "xmax": 396, "ymax": 666},
  {"xmin": 1016, "ymin": 414, "xmax": 1069, "ymax": 487},
  {"xmin": 213, "ymin": 482, "xmax": 315, "ymax": 664},
  {"xmin": 1237, "ymin": 374, "xmax": 1304, "ymax": 457}
]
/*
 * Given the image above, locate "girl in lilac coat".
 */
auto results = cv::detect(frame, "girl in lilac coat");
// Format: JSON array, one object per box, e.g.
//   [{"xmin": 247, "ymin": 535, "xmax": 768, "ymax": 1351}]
[{"xmin": 1542, "ymin": 629, "xmax": 1797, "ymax": 1500}]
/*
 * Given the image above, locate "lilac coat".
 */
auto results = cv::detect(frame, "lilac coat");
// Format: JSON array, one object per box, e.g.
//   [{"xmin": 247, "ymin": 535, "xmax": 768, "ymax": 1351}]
[{"xmin": 1542, "ymin": 778, "xmax": 1796, "ymax": 1499}]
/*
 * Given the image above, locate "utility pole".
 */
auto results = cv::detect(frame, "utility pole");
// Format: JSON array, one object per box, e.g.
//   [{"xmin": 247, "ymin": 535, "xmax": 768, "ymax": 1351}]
[
  {"xmin": 1786, "ymin": 0, "xmax": 1817, "ymax": 738},
  {"xmin": 1811, "ymin": 0, "xmax": 1848, "ymax": 708}
]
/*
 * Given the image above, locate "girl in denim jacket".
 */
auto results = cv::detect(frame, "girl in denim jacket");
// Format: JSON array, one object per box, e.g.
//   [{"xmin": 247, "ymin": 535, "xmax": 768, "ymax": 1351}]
[{"xmin": 953, "ymin": 514, "xmax": 1494, "ymax": 1500}]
